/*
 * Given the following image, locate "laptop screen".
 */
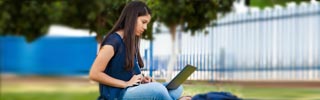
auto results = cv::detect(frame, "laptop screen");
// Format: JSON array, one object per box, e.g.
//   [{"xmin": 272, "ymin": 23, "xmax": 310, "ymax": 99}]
[{"xmin": 166, "ymin": 65, "xmax": 196, "ymax": 90}]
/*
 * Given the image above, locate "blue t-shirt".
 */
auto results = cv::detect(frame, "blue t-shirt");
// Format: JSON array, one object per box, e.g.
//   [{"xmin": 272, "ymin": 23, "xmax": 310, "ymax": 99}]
[{"xmin": 98, "ymin": 33, "xmax": 141, "ymax": 100}]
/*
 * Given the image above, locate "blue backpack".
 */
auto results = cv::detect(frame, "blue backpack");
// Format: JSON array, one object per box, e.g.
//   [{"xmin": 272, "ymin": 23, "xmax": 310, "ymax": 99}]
[{"xmin": 192, "ymin": 92, "xmax": 242, "ymax": 100}]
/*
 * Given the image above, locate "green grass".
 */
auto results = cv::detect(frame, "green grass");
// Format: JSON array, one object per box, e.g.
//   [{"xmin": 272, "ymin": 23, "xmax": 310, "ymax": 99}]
[
  {"xmin": 1, "ymin": 81, "xmax": 320, "ymax": 100},
  {"xmin": 183, "ymin": 84, "xmax": 320, "ymax": 100},
  {"xmin": 1, "ymin": 92, "xmax": 98, "ymax": 100}
]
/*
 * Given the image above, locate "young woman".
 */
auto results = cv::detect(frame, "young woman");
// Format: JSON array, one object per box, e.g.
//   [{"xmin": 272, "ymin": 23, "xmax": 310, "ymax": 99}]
[{"xmin": 89, "ymin": 1, "xmax": 190, "ymax": 100}]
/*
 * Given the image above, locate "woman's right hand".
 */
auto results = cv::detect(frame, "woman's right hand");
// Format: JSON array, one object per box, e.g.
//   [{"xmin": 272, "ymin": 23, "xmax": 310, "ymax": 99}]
[{"xmin": 126, "ymin": 75, "xmax": 142, "ymax": 87}]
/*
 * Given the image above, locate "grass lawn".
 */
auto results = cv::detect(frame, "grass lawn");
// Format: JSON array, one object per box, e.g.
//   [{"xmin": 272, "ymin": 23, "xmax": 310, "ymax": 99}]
[
  {"xmin": 1, "ymin": 80, "xmax": 320, "ymax": 100},
  {"xmin": 183, "ymin": 82, "xmax": 320, "ymax": 100}
]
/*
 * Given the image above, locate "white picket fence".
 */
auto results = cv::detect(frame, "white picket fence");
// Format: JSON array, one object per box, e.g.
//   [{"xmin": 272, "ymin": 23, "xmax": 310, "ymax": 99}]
[{"xmin": 142, "ymin": 2, "xmax": 320, "ymax": 81}]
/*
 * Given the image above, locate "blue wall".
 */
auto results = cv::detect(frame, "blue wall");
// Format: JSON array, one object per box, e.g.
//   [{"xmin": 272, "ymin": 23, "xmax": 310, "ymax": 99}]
[{"xmin": 0, "ymin": 36, "xmax": 97, "ymax": 76}]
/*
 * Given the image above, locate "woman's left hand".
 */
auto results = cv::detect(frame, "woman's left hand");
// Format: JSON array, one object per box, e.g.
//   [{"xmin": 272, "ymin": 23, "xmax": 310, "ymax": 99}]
[{"xmin": 141, "ymin": 76, "xmax": 153, "ymax": 84}]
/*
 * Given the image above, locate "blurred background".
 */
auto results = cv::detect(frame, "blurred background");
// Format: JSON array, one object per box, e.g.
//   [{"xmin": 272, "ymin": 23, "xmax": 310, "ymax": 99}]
[{"xmin": 1, "ymin": 0, "xmax": 320, "ymax": 100}]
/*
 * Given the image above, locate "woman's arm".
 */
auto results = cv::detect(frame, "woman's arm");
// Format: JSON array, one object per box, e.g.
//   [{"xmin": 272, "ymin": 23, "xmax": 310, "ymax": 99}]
[{"xmin": 89, "ymin": 45, "xmax": 141, "ymax": 88}]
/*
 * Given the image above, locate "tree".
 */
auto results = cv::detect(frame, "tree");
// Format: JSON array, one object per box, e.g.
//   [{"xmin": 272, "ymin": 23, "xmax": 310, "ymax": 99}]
[
  {"xmin": 0, "ymin": 0, "xmax": 154, "ymax": 43},
  {"xmin": 244, "ymin": 0, "xmax": 310, "ymax": 9},
  {"xmin": 0, "ymin": 0, "xmax": 55, "ymax": 42},
  {"xmin": 147, "ymin": 0, "xmax": 234, "ymax": 81},
  {"xmin": 56, "ymin": 0, "xmax": 126, "ymax": 43}
]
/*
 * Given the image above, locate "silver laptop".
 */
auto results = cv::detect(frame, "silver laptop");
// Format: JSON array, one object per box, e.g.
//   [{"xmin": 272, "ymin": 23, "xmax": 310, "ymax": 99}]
[{"xmin": 166, "ymin": 65, "xmax": 196, "ymax": 90}]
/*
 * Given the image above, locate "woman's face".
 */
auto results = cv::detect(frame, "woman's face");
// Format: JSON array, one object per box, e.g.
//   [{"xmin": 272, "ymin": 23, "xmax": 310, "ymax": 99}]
[{"xmin": 135, "ymin": 14, "xmax": 151, "ymax": 36}]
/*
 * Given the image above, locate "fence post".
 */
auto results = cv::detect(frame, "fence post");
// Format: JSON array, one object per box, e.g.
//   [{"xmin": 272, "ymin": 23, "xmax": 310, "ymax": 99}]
[{"xmin": 149, "ymin": 40, "xmax": 153, "ymax": 77}]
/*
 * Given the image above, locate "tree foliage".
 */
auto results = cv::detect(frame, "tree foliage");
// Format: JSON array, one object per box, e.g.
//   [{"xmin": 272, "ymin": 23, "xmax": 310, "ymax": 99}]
[
  {"xmin": 247, "ymin": 0, "xmax": 311, "ymax": 9},
  {"xmin": 1, "ymin": 0, "xmax": 137, "ymax": 42},
  {"xmin": 148, "ymin": 0, "xmax": 234, "ymax": 35},
  {"xmin": 0, "ymin": 0, "xmax": 54, "ymax": 42},
  {"xmin": 54, "ymin": 0, "xmax": 128, "ymax": 43},
  {"xmin": 0, "ymin": 0, "xmax": 235, "ymax": 42}
]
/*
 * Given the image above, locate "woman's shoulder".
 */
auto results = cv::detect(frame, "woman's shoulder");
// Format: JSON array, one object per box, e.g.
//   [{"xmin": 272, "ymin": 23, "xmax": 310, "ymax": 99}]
[
  {"xmin": 104, "ymin": 33, "xmax": 123, "ymax": 42},
  {"xmin": 107, "ymin": 33, "xmax": 121, "ymax": 40},
  {"xmin": 101, "ymin": 33, "xmax": 123, "ymax": 51}
]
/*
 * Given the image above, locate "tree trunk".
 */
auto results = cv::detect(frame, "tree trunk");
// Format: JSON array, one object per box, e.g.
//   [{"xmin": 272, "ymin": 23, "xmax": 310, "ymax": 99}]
[{"xmin": 166, "ymin": 25, "xmax": 177, "ymax": 82}]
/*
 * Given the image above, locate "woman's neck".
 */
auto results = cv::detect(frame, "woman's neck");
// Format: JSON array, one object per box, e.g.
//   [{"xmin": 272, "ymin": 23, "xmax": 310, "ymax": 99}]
[{"xmin": 116, "ymin": 29, "xmax": 124, "ymax": 39}]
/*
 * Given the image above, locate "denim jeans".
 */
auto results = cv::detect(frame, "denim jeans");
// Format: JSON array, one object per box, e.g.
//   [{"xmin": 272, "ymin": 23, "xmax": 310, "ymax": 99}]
[{"xmin": 122, "ymin": 82, "xmax": 183, "ymax": 100}]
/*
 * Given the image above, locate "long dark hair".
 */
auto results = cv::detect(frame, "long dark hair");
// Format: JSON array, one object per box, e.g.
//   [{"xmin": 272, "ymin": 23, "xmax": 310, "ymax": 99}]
[{"xmin": 102, "ymin": 1, "xmax": 151, "ymax": 71}]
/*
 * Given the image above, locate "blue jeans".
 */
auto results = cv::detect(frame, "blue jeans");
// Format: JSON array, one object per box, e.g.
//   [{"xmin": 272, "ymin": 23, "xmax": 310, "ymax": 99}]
[{"xmin": 122, "ymin": 82, "xmax": 183, "ymax": 100}]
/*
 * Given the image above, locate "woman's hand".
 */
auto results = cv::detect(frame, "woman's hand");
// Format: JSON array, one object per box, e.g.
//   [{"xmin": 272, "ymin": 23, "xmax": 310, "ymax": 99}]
[
  {"xmin": 141, "ymin": 75, "xmax": 154, "ymax": 84},
  {"xmin": 126, "ymin": 75, "xmax": 142, "ymax": 87}
]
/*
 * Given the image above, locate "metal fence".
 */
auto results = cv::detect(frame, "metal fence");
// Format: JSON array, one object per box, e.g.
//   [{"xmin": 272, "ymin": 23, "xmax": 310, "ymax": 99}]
[{"xmin": 143, "ymin": 2, "xmax": 320, "ymax": 81}]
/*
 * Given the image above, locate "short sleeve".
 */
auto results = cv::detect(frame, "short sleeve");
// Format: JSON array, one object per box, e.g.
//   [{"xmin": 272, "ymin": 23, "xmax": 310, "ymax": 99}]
[{"xmin": 101, "ymin": 33, "xmax": 121, "ymax": 52}]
